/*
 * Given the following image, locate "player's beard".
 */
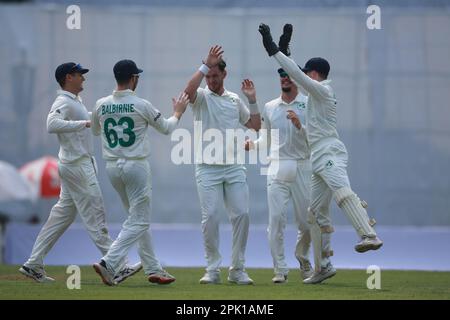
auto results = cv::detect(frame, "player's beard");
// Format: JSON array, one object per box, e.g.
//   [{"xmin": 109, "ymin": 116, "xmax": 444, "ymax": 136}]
[
  {"xmin": 131, "ymin": 78, "xmax": 138, "ymax": 91},
  {"xmin": 281, "ymin": 87, "xmax": 291, "ymax": 93}
]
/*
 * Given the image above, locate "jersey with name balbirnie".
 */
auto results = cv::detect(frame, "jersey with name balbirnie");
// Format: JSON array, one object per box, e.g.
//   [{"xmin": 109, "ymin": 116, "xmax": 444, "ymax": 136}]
[{"xmin": 91, "ymin": 89, "xmax": 178, "ymax": 160}]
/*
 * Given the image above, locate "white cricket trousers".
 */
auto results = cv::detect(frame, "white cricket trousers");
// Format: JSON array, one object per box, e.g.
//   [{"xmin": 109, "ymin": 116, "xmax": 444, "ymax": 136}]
[
  {"xmin": 196, "ymin": 164, "xmax": 249, "ymax": 273},
  {"xmin": 267, "ymin": 159, "xmax": 312, "ymax": 275},
  {"xmin": 102, "ymin": 159, "xmax": 162, "ymax": 276},
  {"xmin": 25, "ymin": 157, "xmax": 114, "ymax": 268},
  {"xmin": 310, "ymin": 138, "xmax": 376, "ymax": 268}
]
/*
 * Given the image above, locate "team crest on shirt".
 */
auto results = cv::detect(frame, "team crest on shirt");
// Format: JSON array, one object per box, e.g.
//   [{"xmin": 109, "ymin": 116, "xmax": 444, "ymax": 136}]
[
  {"xmin": 229, "ymin": 97, "xmax": 238, "ymax": 105},
  {"xmin": 297, "ymin": 102, "xmax": 306, "ymax": 110},
  {"xmin": 325, "ymin": 160, "xmax": 334, "ymax": 169}
]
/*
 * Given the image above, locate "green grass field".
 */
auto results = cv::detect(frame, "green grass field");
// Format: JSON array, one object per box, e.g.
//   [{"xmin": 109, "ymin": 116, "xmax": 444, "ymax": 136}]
[{"xmin": 1, "ymin": 265, "xmax": 450, "ymax": 300}]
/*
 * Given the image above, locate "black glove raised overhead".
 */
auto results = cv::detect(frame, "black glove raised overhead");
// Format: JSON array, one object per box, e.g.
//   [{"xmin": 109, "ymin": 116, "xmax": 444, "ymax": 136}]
[
  {"xmin": 258, "ymin": 23, "xmax": 279, "ymax": 56},
  {"xmin": 278, "ymin": 24, "xmax": 293, "ymax": 57}
]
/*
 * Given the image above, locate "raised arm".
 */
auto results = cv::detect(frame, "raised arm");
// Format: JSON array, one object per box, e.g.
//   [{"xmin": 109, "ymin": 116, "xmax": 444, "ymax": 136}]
[
  {"xmin": 258, "ymin": 23, "xmax": 331, "ymax": 99},
  {"xmin": 241, "ymin": 79, "xmax": 261, "ymax": 131},
  {"xmin": 184, "ymin": 45, "xmax": 224, "ymax": 103},
  {"xmin": 245, "ymin": 106, "xmax": 270, "ymax": 151},
  {"xmin": 273, "ymin": 52, "xmax": 330, "ymax": 99},
  {"xmin": 147, "ymin": 92, "xmax": 189, "ymax": 135}
]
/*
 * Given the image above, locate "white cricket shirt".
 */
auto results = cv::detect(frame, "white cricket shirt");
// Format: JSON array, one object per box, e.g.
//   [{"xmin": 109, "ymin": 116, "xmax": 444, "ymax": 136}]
[
  {"xmin": 257, "ymin": 94, "xmax": 310, "ymax": 160},
  {"xmin": 47, "ymin": 90, "xmax": 93, "ymax": 164},
  {"xmin": 274, "ymin": 52, "xmax": 339, "ymax": 150},
  {"xmin": 91, "ymin": 89, "xmax": 178, "ymax": 160},
  {"xmin": 191, "ymin": 86, "xmax": 251, "ymax": 165}
]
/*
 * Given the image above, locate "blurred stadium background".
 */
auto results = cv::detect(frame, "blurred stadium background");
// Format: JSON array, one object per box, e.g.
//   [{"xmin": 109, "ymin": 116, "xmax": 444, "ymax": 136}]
[{"xmin": 0, "ymin": 0, "xmax": 449, "ymax": 270}]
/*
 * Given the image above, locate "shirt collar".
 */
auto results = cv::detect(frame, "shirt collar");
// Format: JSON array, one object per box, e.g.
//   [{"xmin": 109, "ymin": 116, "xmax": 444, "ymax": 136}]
[
  {"xmin": 57, "ymin": 90, "xmax": 80, "ymax": 101},
  {"xmin": 279, "ymin": 93, "xmax": 304, "ymax": 106},
  {"xmin": 112, "ymin": 89, "xmax": 136, "ymax": 97},
  {"xmin": 205, "ymin": 86, "xmax": 230, "ymax": 97},
  {"xmin": 321, "ymin": 79, "xmax": 332, "ymax": 85}
]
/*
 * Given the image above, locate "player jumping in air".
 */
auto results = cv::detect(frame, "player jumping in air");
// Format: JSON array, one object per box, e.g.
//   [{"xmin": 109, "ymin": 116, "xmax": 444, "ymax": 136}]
[{"xmin": 258, "ymin": 24, "xmax": 383, "ymax": 284}]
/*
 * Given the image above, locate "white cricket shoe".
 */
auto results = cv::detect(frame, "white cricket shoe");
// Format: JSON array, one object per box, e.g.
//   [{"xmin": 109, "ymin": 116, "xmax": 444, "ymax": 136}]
[
  {"xmin": 303, "ymin": 263, "xmax": 336, "ymax": 284},
  {"xmin": 299, "ymin": 260, "xmax": 314, "ymax": 280},
  {"xmin": 272, "ymin": 273, "xmax": 288, "ymax": 284},
  {"xmin": 199, "ymin": 272, "xmax": 221, "ymax": 284},
  {"xmin": 355, "ymin": 236, "xmax": 383, "ymax": 253},
  {"xmin": 114, "ymin": 262, "xmax": 143, "ymax": 284},
  {"xmin": 228, "ymin": 270, "xmax": 254, "ymax": 285},
  {"xmin": 93, "ymin": 260, "xmax": 115, "ymax": 286},
  {"xmin": 148, "ymin": 269, "xmax": 176, "ymax": 285},
  {"xmin": 19, "ymin": 265, "xmax": 55, "ymax": 283}
]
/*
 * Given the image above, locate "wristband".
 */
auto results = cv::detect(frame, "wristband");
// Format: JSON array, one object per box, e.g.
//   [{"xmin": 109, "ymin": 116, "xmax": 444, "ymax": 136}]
[
  {"xmin": 249, "ymin": 102, "xmax": 259, "ymax": 115},
  {"xmin": 198, "ymin": 64, "xmax": 210, "ymax": 75}
]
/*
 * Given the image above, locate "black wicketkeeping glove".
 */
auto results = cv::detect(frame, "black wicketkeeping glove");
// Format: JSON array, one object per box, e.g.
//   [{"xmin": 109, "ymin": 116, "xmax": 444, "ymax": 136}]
[
  {"xmin": 278, "ymin": 24, "xmax": 293, "ymax": 57},
  {"xmin": 258, "ymin": 23, "xmax": 279, "ymax": 56}
]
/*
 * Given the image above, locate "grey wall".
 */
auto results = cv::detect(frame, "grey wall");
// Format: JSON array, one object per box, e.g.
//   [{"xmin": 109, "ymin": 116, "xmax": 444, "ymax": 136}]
[{"xmin": 0, "ymin": 3, "xmax": 449, "ymax": 225}]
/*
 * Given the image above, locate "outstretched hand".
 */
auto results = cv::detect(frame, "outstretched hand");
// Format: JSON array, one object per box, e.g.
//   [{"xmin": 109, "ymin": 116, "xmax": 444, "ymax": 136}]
[
  {"xmin": 205, "ymin": 45, "xmax": 224, "ymax": 68},
  {"xmin": 172, "ymin": 92, "xmax": 190, "ymax": 118},
  {"xmin": 258, "ymin": 23, "xmax": 279, "ymax": 56},
  {"xmin": 278, "ymin": 24, "xmax": 293, "ymax": 56},
  {"xmin": 241, "ymin": 79, "xmax": 256, "ymax": 104},
  {"xmin": 258, "ymin": 23, "xmax": 272, "ymax": 37}
]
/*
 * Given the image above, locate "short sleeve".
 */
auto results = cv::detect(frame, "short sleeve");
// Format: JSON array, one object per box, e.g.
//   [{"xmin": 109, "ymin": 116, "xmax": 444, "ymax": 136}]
[{"xmin": 190, "ymin": 87, "xmax": 206, "ymax": 110}]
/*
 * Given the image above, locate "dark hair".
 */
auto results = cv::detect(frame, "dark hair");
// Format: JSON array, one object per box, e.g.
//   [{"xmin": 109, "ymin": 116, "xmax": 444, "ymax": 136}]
[
  {"xmin": 218, "ymin": 58, "xmax": 226, "ymax": 72},
  {"xmin": 115, "ymin": 74, "xmax": 133, "ymax": 85},
  {"xmin": 318, "ymin": 71, "xmax": 328, "ymax": 80},
  {"xmin": 302, "ymin": 57, "xmax": 330, "ymax": 80},
  {"xmin": 57, "ymin": 76, "xmax": 66, "ymax": 88}
]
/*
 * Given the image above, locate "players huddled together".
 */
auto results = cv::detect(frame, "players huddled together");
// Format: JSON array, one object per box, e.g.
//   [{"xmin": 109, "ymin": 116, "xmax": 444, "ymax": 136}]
[{"xmin": 19, "ymin": 23, "xmax": 382, "ymax": 287}]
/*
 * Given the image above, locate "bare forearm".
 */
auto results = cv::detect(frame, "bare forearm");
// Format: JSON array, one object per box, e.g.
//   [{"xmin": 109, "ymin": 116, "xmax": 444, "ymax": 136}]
[
  {"xmin": 184, "ymin": 71, "xmax": 204, "ymax": 103},
  {"xmin": 247, "ymin": 114, "xmax": 261, "ymax": 131},
  {"xmin": 173, "ymin": 111, "xmax": 183, "ymax": 120}
]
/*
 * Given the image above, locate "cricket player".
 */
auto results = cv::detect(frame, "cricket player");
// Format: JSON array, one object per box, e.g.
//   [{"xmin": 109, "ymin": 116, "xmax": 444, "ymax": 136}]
[
  {"xmin": 19, "ymin": 62, "xmax": 141, "ymax": 284},
  {"xmin": 91, "ymin": 59, "xmax": 189, "ymax": 286},
  {"xmin": 245, "ymin": 66, "xmax": 317, "ymax": 283},
  {"xmin": 183, "ymin": 46, "xmax": 261, "ymax": 285},
  {"xmin": 258, "ymin": 24, "xmax": 383, "ymax": 284}
]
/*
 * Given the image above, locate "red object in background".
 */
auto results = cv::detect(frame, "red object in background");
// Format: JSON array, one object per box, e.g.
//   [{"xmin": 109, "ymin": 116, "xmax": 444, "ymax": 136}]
[{"xmin": 20, "ymin": 156, "xmax": 60, "ymax": 198}]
